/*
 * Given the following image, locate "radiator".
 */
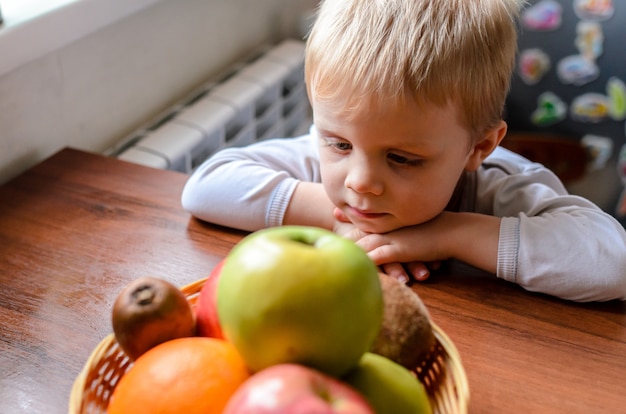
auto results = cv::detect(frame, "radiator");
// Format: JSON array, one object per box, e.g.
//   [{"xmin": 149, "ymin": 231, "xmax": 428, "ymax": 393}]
[{"xmin": 107, "ymin": 39, "xmax": 311, "ymax": 173}]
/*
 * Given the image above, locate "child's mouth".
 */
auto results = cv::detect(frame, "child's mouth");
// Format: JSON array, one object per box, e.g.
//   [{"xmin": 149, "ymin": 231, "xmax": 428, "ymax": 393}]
[{"xmin": 349, "ymin": 206, "xmax": 386, "ymax": 220}]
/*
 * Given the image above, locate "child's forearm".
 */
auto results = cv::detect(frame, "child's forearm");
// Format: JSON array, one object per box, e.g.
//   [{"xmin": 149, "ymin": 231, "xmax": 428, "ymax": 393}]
[
  {"xmin": 283, "ymin": 181, "xmax": 336, "ymax": 230},
  {"xmin": 436, "ymin": 212, "xmax": 500, "ymax": 274},
  {"xmin": 345, "ymin": 211, "xmax": 501, "ymax": 276}
]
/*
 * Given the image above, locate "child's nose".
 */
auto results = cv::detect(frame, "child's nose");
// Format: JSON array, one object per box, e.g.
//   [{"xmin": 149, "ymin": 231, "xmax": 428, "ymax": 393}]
[{"xmin": 344, "ymin": 160, "xmax": 384, "ymax": 195}]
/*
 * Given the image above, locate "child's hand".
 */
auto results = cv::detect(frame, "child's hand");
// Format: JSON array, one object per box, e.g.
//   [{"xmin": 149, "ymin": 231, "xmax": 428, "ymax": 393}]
[
  {"xmin": 355, "ymin": 212, "xmax": 500, "ymax": 277},
  {"xmin": 331, "ymin": 207, "xmax": 368, "ymax": 239},
  {"xmin": 332, "ymin": 208, "xmax": 435, "ymax": 284},
  {"xmin": 379, "ymin": 262, "xmax": 433, "ymax": 284}
]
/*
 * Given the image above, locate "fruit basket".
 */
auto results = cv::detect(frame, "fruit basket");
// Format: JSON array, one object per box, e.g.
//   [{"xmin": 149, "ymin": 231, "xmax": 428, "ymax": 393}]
[{"xmin": 69, "ymin": 278, "xmax": 469, "ymax": 414}]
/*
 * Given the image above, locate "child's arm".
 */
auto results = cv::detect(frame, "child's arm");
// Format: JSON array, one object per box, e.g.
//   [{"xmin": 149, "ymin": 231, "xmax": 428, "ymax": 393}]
[
  {"xmin": 351, "ymin": 212, "xmax": 500, "ymax": 277},
  {"xmin": 356, "ymin": 207, "xmax": 626, "ymax": 302},
  {"xmin": 283, "ymin": 181, "xmax": 336, "ymax": 229},
  {"xmin": 182, "ymin": 133, "xmax": 331, "ymax": 231},
  {"xmin": 353, "ymin": 148, "xmax": 626, "ymax": 302}
]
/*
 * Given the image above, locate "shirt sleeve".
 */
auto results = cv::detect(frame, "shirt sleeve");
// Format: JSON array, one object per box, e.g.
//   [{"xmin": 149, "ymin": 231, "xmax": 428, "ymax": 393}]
[
  {"xmin": 181, "ymin": 132, "xmax": 321, "ymax": 231},
  {"xmin": 477, "ymin": 147, "xmax": 626, "ymax": 302}
]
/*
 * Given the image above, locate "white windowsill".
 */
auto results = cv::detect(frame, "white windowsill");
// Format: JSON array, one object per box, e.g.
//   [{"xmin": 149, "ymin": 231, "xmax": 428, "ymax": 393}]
[{"xmin": 0, "ymin": 0, "xmax": 162, "ymax": 77}]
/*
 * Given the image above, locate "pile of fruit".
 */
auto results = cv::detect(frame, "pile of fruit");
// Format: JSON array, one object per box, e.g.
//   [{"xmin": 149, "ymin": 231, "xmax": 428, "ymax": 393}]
[{"xmin": 107, "ymin": 226, "xmax": 436, "ymax": 414}]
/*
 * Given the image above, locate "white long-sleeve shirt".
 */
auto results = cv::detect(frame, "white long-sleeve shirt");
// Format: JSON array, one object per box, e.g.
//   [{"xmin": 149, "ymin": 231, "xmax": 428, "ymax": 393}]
[{"xmin": 182, "ymin": 131, "xmax": 626, "ymax": 302}]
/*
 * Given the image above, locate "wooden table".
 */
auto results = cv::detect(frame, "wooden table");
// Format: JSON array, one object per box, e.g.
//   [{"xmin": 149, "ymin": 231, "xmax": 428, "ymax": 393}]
[{"xmin": 1, "ymin": 148, "xmax": 624, "ymax": 413}]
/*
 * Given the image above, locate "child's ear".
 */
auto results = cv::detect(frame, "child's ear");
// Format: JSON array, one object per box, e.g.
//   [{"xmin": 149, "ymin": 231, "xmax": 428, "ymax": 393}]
[{"xmin": 465, "ymin": 121, "xmax": 508, "ymax": 171}]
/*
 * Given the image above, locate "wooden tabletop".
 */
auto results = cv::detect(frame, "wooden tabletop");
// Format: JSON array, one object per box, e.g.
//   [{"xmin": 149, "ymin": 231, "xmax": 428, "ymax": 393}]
[{"xmin": 1, "ymin": 148, "xmax": 624, "ymax": 413}]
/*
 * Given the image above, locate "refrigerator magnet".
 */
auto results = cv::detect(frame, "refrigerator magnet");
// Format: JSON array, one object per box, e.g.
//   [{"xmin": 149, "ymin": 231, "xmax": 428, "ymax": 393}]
[
  {"xmin": 518, "ymin": 49, "xmax": 551, "ymax": 85},
  {"xmin": 574, "ymin": 0, "xmax": 614, "ymax": 22},
  {"xmin": 575, "ymin": 21, "xmax": 604, "ymax": 61},
  {"xmin": 581, "ymin": 134, "xmax": 614, "ymax": 171},
  {"xmin": 522, "ymin": 0, "xmax": 563, "ymax": 31},
  {"xmin": 530, "ymin": 92, "xmax": 567, "ymax": 126},
  {"xmin": 607, "ymin": 77, "xmax": 626, "ymax": 121},
  {"xmin": 557, "ymin": 55, "xmax": 599, "ymax": 86},
  {"xmin": 570, "ymin": 93, "xmax": 610, "ymax": 123}
]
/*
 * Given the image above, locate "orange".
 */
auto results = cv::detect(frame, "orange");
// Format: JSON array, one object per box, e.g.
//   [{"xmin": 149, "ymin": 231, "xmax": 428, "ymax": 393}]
[{"xmin": 108, "ymin": 337, "xmax": 250, "ymax": 414}]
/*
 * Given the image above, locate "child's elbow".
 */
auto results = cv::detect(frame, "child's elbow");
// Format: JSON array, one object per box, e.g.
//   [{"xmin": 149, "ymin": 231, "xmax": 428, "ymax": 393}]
[
  {"xmin": 180, "ymin": 178, "xmax": 206, "ymax": 219},
  {"xmin": 590, "ymin": 250, "xmax": 626, "ymax": 302},
  {"xmin": 605, "ymin": 259, "xmax": 626, "ymax": 301},
  {"xmin": 592, "ymin": 222, "xmax": 626, "ymax": 301}
]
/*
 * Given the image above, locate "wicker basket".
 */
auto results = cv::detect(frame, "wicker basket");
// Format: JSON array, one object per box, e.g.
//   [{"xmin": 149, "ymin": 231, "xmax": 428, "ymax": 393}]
[{"xmin": 69, "ymin": 278, "xmax": 469, "ymax": 414}]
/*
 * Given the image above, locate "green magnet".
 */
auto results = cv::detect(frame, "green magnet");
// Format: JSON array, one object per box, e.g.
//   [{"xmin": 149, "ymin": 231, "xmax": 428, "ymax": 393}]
[
  {"xmin": 531, "ymin": 92, "xmax": 567, "ymax": 126},
  {"xmin": 607, "ymin": 77, "xmax": 626, "ymax": 121}
]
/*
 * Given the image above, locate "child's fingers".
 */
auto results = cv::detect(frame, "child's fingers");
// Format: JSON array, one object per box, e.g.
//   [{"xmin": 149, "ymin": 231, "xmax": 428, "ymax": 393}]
[
  {"xmin": 333, "ymin": 207, "xmax": 350, "ymax": 222},
  {"xmin": 380, "ymin": 262, "xmax": 410, "ymax": 284},
  {"xmin": 405, "ymin": 261, "xmax": 431, "ymax": 281}
]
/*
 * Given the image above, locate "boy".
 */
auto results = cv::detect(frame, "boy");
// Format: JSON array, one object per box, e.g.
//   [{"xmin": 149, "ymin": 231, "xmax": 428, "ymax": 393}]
[{"xmin": 182, "ymin": 0, "xmax": 626, "ymax": 302}]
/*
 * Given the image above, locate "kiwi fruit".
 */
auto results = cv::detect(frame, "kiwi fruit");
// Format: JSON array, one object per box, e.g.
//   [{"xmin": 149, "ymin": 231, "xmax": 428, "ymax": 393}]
[
  {"xmin": 112, "ymin": 276, "xmax": 196, "ymax": 360},
  {"xmin": 370, "ymin": 274, "xmax": 436, "ymax": 370}
]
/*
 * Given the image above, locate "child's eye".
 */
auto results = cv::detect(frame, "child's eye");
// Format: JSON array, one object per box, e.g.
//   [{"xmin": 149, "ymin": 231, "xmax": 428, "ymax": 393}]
[
  {"xmin": 387, "ymin": 153, "xmax": 422, "ymax": 166},
  {"xmin": 325, "ymin": 138, "xmax": 352, "ymax": 151}
]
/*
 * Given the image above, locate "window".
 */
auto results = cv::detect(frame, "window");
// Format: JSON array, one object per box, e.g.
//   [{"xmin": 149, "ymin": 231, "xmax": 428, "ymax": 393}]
[
  {"xmin": 0, "ymin": 0, "xmax": 80, "ymax": 27},
  {"xmin": 0, "ymin": 0, "xmax": 160, "ymax": 77}
]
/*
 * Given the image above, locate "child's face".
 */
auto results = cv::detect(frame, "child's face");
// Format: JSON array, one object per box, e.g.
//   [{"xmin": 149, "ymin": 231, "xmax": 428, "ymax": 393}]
[{"xmin": 314, "ymin": 95, "xmax": 477, "ymax": 234}]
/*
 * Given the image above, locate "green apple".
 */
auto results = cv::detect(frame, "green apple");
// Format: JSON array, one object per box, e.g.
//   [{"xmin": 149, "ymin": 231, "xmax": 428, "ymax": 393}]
[
  {"xmin": 343, "ymin": 352, "xmax": 432, "ymax": 414},
  {"xmin": 217, "ymin": 225, "xmax": 383, "ymax": 377}
]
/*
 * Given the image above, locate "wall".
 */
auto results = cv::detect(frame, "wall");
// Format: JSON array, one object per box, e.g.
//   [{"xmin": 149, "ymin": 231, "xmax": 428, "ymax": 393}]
[
  {"xmin": 506, "ymin": 0, "xmax": 626, "ymax": 215},
  {"xmin": 0, "ymin": 0, "xmax": 314, "ymax": 184}
]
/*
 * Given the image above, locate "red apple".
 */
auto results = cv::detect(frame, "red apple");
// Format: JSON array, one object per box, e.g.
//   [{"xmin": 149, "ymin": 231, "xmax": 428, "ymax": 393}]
[
  {"xmin": 223, "ymin": 364, "xmax": 375, "ymax": 414},
  {"xmin": 195, "ymin": 259, "xmax": 225, "ymax": 339}
]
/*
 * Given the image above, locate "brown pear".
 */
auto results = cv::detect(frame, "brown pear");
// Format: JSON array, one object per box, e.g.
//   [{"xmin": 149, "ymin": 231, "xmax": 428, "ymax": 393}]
[
  {"xmin": 112, "ymin": 276, "xmax": 196, "ymax": 360},
  {"xmin": 370, "ymin": 274, "xmax": 436, "ymax": 369}
]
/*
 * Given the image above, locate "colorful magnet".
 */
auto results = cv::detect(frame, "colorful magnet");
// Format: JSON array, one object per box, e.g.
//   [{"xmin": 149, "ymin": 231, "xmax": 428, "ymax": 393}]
[
  {"xmin": 574, "ymin": 0, "xmax": 614, "ymax": 22},
  {"xmin": 575, "ymin": 21, "xmax": 603, "ymax": 61},
  {"xmin": 531, "ymin": 92, "xmax": 567, "ymax": 126},
  {"xmin": 570, "ymin": 93, "xmax": 610, "ymax": 123},
  {"xmin": 518, "ymin": 49, "xmax": 551, "ymax": 85},
  {"xmin": 581, "ymin": 134, "xmax": 613, "ymax": 171},
  {"xmin": 607, "ymin": 77, "xmax": 626, "ymax": 121},
  {"xmin": 522, "ymin": 0, "xmax": 563, "ymax": 31},
  {"xmin": 556, "ymin": 55, "xmax": 599, "ymax": 86}
]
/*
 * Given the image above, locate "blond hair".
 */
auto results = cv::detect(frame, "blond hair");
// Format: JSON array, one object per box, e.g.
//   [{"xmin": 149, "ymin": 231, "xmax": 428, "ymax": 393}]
[{"xmin": 305, "ymin": 0, "xmax": 521, "ymax": 139}]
